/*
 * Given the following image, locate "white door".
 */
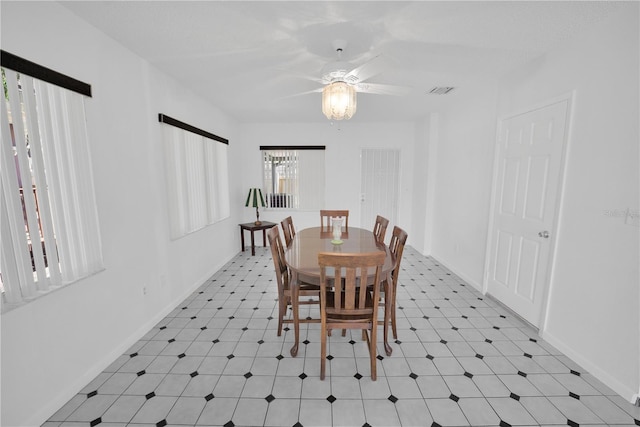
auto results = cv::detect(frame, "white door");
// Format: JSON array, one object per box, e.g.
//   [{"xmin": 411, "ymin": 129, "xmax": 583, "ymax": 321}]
[
  {"xmin": 486, "ymin": 99, "xmax": 570, "ymax": 327},
  {"xmin": 360, "ymin": 149, "xmax": 400, "ymax": 230}
]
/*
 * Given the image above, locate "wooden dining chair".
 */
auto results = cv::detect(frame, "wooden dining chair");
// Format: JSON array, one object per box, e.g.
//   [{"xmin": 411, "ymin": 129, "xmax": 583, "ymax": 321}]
[
  {"xmin": 267, "ymin": 226, "xmax": 320, "ymax": 336},
  {"xmin": 380, "ymin": 226, "xmax": 408, "ymax": 347},
  {"xmin": 318, "ymin": 250, "xmax": 386, "ymax": 381},
  {"xmin": 320, "ymin": 209, "xmax": 349, "ymax": 232},
  {"xmin": 280, "ymin": 216, "xmax": 296, "ymax": 247},
  {"xmin": 372, "ymin": 215, "xmax": 389, "ymax": 244}
]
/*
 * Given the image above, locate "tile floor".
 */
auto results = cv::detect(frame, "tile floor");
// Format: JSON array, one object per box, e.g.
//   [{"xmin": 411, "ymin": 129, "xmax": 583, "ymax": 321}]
[{"xmin": 45, "ymin": 246, "xmax": 640, "ymax": 427}]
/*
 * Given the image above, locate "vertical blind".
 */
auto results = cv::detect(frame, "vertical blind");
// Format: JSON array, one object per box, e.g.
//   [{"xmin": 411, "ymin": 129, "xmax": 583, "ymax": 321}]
[
  {"xmin": 1, "ymin": 69, "xmax": 103, "ymax": 309},
  {"xmin": 360, "ymin": 148, "xmax": 400, "ymax": 227},
  {"xmin": 261, "ymin": 147, "xmax": 325, "ymax": 210},
  {"xmin": 162, "ymin": 122, "xmax": 230, "ymax": 239}
]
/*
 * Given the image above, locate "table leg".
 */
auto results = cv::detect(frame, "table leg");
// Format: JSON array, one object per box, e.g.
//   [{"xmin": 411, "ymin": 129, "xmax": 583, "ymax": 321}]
[
  {"xmin": 240, "ymin": 227, "xmax": 245, "ymax": 252},
  {"xmin": 290, "ymin": 271, "xmax": 300, "ymax": 357},
  {"xmin": 262, "ymin": 229, "xmax": 267, "ymax": 247},
  {"xmin": 250, "ymin": 230, "xmax": 256, "ymax": 256}
]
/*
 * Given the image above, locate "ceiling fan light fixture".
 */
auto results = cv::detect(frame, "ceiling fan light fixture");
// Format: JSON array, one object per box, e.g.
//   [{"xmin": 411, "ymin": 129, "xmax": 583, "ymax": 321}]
[{"xmin": 322, "ymin": 81, "xmax": 357, "ymax": 120}]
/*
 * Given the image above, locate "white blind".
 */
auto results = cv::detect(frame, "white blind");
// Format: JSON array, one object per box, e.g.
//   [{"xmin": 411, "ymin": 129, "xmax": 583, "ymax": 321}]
[
  {"xmin": 1, "ymin": 69, "xmax": 103, "ymax": 310},
  {"xmin": 297, "ymin": 149, "xmax": 325, "ymax": 210},
  {"xmin": 360, "ymin": 148, "xmax": 400, "ymax": 227},
  {"xmin": 261, "ymin": 148, "xmax": 324, "ymax": 210},
  {"xmin": 163, "ymin": 124, "xmax": 230, "ymax": 239},
  {"xmin": 213, "ymin": 142, "xmax": 230, "ymax": 220}
]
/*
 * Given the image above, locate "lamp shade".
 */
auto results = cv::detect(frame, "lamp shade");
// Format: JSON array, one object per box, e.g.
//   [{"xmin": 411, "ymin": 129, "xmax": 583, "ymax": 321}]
[
  {"xmin": 322, "ymin": 81, "xmax": 357, "ymax": 120},
  {"xmin": 245, "ymin": 188, "xmax": 265, "ymax": 208}
]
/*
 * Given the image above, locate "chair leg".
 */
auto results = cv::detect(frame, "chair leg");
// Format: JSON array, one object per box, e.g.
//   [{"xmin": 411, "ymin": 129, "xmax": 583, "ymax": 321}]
[
  {"xmin": 384, "ymin": 299, "xmax": 392, "ymax": 356},
  {"xmin": 368, "ymin": 326, "xmax": 377, "ymax": 381},
  {"xmin": 382, "ymin": 284, "xmax": 393, "ymax": 356},
  {"xmin": 320, "ymin": 323, "xmax": 327, "ymax": 380},
  {"xmin": 277, "ymin": 297, "xmax": 287, "ymax": 337},
  {"xmin": 391, "ymin": 283, "xmax": 398, "ymax": 339}
]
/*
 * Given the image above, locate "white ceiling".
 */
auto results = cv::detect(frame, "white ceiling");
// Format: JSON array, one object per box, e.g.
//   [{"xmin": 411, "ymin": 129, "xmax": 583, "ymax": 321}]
[{"xmin": 60, "ymin": 1, "xmax": 618, "ymax": 123}]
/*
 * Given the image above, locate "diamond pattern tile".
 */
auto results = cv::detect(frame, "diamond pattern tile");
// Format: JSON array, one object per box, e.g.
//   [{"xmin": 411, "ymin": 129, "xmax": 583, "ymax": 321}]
[{"xmin": 45, "ymin": 246, "xmax": 638, "ymax": 426}]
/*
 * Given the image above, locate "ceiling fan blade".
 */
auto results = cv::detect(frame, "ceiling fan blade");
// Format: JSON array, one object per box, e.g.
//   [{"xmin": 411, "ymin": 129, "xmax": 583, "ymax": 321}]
[
  {"xmin": 289, "ymin": 71, "xmax": 325, "ymax": 84},
  {"xmin": 343, "ymin": 54, "xmax": 386, "ymax": 83},
  {"xmin": 355, "ymin": 82, "xmax": 411, "ymax": 96},
  {"xmin": 275, "ymin": 88, "xmax": 322, "ymax": 101},
  {"xmin": 272, "ymin": 66, "xmax": 325, "ymax": 84}
]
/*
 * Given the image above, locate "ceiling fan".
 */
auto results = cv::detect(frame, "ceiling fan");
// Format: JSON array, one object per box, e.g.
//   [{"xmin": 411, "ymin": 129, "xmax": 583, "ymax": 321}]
[{"xmin": 287, "ymin": 40, "xmax": 410, "ymax": 120}]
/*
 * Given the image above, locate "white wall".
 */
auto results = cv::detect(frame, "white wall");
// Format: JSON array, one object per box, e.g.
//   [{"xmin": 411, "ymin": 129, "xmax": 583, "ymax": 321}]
[
  {"xmin": 411, "ymin": 115, "xmax": 430, "ymax": 254},
  {"xmin": 0, "ymin": 3, "xmax": 242, "ymax": 426},
  {"xmin": 495, "ymin": 5, "xmax": 639, "ymax": 401},
  {"xmin": 238, "ymin": 122, "xmax": 416, "ymax": 237},
  {"xmin": 2, "ymin": 3, "xmax": 637, "ymax": 426},
  {"xmin": 428, "ymin": 85, "xmax": 499, "ymax": 289},
  {"xmin": 431, "ymin": 4, "xmax": 639, "ymax": 401}
]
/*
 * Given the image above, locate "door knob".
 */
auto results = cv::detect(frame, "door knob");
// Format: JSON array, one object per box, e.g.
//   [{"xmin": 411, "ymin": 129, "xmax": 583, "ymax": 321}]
[{"xmin": 538, "ymin": 230, "xmax": 550, "ymax": 238}]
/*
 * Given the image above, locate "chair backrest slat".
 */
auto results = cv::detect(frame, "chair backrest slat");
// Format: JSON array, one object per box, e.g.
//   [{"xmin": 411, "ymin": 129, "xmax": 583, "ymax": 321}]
[
  {"xmin": 280, "ymin": 216, "xmax": 296, "ymax": 246},
  {"xmin": 389, "ymin": 225, "xmax": 408, "ymax": 281},
  {"xmin": 373, "ymin": 215, "xmax": 389, "ymax": 243},
  {"xmin": 318, "ymin": 251, "xmax": 385, "ymax": 315},
  {"xmin": 320, "ymin": 209, "xmax": 349, "ymax": 232},
  {"xmin": 267, "ymin": 226, "xmax": 288, "ymax": 291}
]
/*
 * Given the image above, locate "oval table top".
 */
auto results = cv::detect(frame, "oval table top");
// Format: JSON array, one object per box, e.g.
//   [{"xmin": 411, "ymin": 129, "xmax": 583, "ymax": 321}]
[{"xmin": 285, "ymin": 226, "xmax": 394, "ymax": 278}]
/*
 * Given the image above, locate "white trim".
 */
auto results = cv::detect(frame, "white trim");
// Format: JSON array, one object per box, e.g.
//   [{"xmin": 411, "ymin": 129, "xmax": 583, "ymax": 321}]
[
  {"xmin": 439, "ymin": 241, "xmax": 636, "ymax": 404},
  {"xmin": 481, "ymin": 112, "xmax": 504, "ymax": 295},
  {"xmin": 541, "ymin": 328, "xmax": 638, "ymax": 403},
  {"xmin": 482, "ymin": 92, "xmax": 575, "ymax": 332},
  {"xmin": 539, "ymin": 91, "xmax": 576, "ymax": 332},
  {"xmin": 431, "ymin": 255, "xmax": 483, "ymax": 293},
  {"xmin": 496, "ymin": 91, "xmax": 576, "ymax": 122}
]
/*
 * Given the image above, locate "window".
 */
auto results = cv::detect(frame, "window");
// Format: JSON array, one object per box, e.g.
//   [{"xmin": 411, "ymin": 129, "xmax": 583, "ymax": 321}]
[
  {"xmin": 160, "ymin": 114, "xmax": 230, "ymax": 239},
  {"xmin": 1, "ymin": 55, "xmax": 103, "ymax": 311},
  {"xmin": 261, "ymin": 146, "xmax": 325, "ymax": 210}
]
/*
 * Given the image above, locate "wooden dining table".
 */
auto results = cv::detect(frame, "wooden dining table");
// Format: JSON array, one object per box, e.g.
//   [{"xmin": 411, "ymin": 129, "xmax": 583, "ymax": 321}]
[{"xmin": 284, "ymin": 226, "xmax": 396, "ymax": 357}]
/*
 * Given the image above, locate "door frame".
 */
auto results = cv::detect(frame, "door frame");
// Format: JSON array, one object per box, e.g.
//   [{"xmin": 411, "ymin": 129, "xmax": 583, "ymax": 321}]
[{"xmin": 482, "ymin": 91, "xmax": 575, "ymax": 332}]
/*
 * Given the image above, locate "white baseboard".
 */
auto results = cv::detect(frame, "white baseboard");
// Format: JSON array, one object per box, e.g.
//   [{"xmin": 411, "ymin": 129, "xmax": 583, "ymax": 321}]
[
  {"xmin": 429, "ymin": 254, "xmax": 484, "ymax": 293},
  {"xmin": 541, "ymin": 329, "xmax": 638, "ymax": 403},
  {"xmin": 424, "ymin": 252, "xmax": 638, "ymax": 405},
  {"xmin": 26, "ymin": 253, "xmax": 235, "ymax": 427}
]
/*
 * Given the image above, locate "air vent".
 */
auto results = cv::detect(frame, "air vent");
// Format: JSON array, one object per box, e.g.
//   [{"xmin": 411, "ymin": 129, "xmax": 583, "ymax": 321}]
[{"xmin": 428, "ymin": 87, "xmax": 455, "ymax": 95}]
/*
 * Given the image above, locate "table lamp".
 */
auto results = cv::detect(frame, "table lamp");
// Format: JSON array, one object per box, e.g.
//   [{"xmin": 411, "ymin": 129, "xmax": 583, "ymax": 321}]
[{"xmin": 245, "ymin": 188, "xmax": 266, "ymax": 225}]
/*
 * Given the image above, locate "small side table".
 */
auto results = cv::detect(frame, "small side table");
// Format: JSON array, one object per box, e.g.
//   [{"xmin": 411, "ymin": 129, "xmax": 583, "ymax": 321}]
[{"xmin": 239, "ymin": 221, "xmax": 277, "ymax": 256}]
